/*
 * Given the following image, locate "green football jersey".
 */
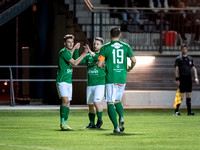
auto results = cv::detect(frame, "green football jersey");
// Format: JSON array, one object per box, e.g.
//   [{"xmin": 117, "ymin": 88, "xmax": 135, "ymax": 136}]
[
  {"xmin": 81, "ymin": 53, "xmax": 105, "ymax": 86},
  {"xmin": 56, "ymin": 47, "xmax": 74, "ymax": 83},
  {"xmin": 73, "ymin": 49, "xmax": 79, "ymax": 60},
  {"xmin": 99, "ymin": 41, "xmax": 134, "ymax": 84}
]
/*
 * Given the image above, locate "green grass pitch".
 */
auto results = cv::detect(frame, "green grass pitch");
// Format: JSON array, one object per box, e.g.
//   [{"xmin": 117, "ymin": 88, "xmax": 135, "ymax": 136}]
[{"xmin": 0, "ymin": 109, "xmax": 200, "ymax": 150}]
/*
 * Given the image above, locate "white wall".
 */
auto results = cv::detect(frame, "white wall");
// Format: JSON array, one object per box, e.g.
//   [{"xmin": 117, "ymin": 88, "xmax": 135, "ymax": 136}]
[
  {"xmin": 122, "ymin": 90, "xmax": 200, "ymax": 108},
  {"xmin": 102, "ymin": 90, "xmax": 200, "ymax": 109}
]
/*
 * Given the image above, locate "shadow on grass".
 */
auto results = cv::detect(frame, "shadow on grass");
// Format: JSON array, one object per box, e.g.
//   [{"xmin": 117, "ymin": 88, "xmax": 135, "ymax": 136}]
[
  {"xmin": 85, "ymin": 128, "xmax": 109, "ymax": 131},
  {"xmin": 56, "ymin": 129, "xmax": 74, "ymax": 132},
  {"xmin": 104, "ymin": 132, "xmax": 136, "ymax": 136},
  {"xmin": 54, "ymin": 128, "xmax": 109, "ymax": 132}
]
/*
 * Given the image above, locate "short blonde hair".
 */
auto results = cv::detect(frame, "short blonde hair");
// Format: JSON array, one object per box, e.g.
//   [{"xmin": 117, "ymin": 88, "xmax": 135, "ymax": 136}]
[
  {"xmin": 94, "ymin": 37, "xmax": 104, "ymax": 44},
  {"xmin": 63, "ymin": 34, "xmax": 74, "ymax": 41}
]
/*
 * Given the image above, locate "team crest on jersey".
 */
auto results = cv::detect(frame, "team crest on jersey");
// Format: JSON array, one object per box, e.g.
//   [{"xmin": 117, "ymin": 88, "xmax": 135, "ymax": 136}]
[
  {"xmin": 111, "ymin": 43, "xmax": 123, "ymax": 49},
  {"xmin": 116, "ymin": 64, "xmax": 120, "ymax": 68},
  {"xmin": 189, "ymin": 61, "xmax": 192, "ymax": 65}
]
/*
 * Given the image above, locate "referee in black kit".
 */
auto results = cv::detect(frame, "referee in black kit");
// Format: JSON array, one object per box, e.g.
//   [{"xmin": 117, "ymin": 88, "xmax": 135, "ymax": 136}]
[{"xmin": 174, "ymin": 44, "xmax": 199, "ymax": 116}]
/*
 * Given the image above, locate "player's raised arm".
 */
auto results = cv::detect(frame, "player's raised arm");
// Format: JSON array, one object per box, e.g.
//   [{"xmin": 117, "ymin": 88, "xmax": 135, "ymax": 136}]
[
  {"xmin": 71, "ymin": 43, "xmax": 80, "ymax": 56},
  {"xmin": 84, "ymin": 44, "xmax": 95, "ymax": 57},
  {"xmin": 69, "ymin": 46, "xmax": 89, "ymax": 66}
]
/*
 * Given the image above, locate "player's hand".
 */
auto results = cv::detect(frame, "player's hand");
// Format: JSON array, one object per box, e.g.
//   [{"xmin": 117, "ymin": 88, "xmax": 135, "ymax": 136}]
[
  {"xmin": 84, "ymin": 44, "xmax": 92, "ymax": 53},
  {"xmin": 74, "ymin": 43, "xmax": 80, "ymax": 49},
  {"xmin": 84, "ymin": 44, "xmax": 95, "ymax": 56},
  {"xmin": 102, "ymin": 63, "xmax": 105, "ymax": 68},
  {"xmin": 127, "ymin": 66, "xmax": 132, "ymax": 72},
  {"xmin": 83, "ymin": 44, "xmax": 89, "ymax": 51},
  {"xmin": 195, "ymin": 78, "xmax": 199, "ymax": 84},
  {"xmin": 97, "ymin": 61, "xmax": 105, "ymax": 68},
  {"xmin": 83, "ymin": 45, "xmax": 89, "ymax": 53}
]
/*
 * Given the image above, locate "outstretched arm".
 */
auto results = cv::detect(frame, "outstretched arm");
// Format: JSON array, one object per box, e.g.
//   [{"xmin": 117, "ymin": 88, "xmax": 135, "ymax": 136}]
[
  {"xmin": 85, "ymin": 44, "xmax": 96, "ymax": 57},
  {"xmin": 71, "ymin": 43, "xmax": 80, "ymax": 56},
  {"xmin": 69, "ymin": 47, "xmax": 88, "ymax": 66}
]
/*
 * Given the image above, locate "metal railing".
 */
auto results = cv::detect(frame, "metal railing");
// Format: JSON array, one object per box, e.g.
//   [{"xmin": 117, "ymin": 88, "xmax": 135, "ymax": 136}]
[
  {"xmin": 0, "ymin": 0, "xmax": 38, "ymax": 26},
  {"xmin": 83, "ymin": 0, "xmax": 200, "ymax": 54},
  {"xmin": 0, "ymin": 65, "xmax": 87, "ymax": 106}
]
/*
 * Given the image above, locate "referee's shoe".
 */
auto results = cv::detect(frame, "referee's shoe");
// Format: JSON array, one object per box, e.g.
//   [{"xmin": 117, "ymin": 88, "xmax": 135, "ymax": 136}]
[{"xmin": 187, "ymin": 112, "xmax": 195, "ymax": 116}]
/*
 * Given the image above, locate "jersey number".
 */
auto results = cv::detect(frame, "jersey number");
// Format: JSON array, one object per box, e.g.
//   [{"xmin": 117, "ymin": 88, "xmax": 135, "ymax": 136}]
[{"xmin": 112, "ymin": 49, "xmax": 123, "ymax": 64}]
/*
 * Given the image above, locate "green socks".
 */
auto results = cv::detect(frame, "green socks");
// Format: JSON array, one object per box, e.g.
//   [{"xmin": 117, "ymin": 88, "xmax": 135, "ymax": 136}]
[
  {"xmin": 115, "ymin": 102, "xmax": 124, "ymax": 120},
  {"xmin": 107, "ymin": 104, "xmax": 118, "ymax": 129},
  {"xmin": 96, "ymin": 111, "xmax": 103, "ymax": 122},
  {"xmin": 88, "ymin": 113, "xmax": 96, "ymax": 126},
  {"xmin": 60, "ymin": 105, "xmax": 70, "ymax": 124}
]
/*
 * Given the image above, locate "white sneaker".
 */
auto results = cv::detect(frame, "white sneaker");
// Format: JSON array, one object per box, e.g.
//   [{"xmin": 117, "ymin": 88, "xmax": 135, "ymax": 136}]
[
  {"xmin": 60, "ymin": 122, "xmax": 73, "ymax": 131},
  {"xmin": 113, "ymin": 126, "xmax": 120, "ymax": 133},
  {"xmin": 119, "ymin": 118, "xmax": 124, "ymax": 132}
]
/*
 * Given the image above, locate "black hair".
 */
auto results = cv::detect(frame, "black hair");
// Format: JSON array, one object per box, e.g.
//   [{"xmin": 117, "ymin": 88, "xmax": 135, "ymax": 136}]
[
  {"xmin": 181, "ymin": 44, "xmax": 188, "ymax": 50},
  {"xmin": 110, "ymin": 27, "xmax": 121, "ymax": 38}
]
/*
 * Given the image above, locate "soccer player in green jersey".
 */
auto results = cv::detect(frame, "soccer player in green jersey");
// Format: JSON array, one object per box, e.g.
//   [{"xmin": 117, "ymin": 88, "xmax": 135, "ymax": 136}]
[
  {"xmin": 98, "ymin": 27, "xmax": 136, "ymax": 133},
  {"xmin": 81, "ymin": 37, "xmax": 105, "ymax": 129},
  {"xmin": 56, "ymin": 34, "xmax": 89, "ymax": 131}
]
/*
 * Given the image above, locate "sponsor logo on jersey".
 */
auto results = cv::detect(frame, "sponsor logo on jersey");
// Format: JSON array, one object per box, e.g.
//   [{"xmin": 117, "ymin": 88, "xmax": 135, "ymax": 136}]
[
  {"xmin": 67, "ymin": 69, "xmax": 73, "ymax": 74},
  {"xmin": 111, "ymin": 42, "xmax": 123, "ymax": 49},
  {"xmin": 88, "ymin": 68, "xmax": 98, "ymax": 74}
]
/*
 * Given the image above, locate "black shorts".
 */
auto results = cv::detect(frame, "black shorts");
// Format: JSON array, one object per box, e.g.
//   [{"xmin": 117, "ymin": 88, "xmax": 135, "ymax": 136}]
[{"xmin": 179, "ymin": 79, "xmax": 192, "ymax": 93}]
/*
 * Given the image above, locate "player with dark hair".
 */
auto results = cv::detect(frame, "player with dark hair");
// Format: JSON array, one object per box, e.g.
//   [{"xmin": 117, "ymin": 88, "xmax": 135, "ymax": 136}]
[
  {"xmin": 81, "ymin": 37, "xmax": 105, "ymax": 129},
  {"xmin": 56, "ymin": 34, "xmax": 89, "ymax": 130},
  {"xmin": 174, "ymin": 44, "xmax": 199, "ymax": 116},
  {"xmin": 98, "ymin": 27, "xmax": 136, "ymax": 133}
]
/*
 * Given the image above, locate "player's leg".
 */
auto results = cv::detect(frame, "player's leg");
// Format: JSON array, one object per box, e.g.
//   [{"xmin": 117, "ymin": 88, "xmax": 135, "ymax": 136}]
[
  {"xmin": 94, "ymin": 102, "xmax": 103, "ymax": 128},
  {"xmin": 60, "ymin": 97, "xmax": 69, "ymax": 125},
  {"xmin": 56, "ymin": 82, "xmax": 72, "ymax": 130},
  {"xmin": 60, "ymin": 97, "xmax": 72, "ymax": 130},
  {"xmin": 114, "ymin": 84, "xmax": 126, "ymax": 132},
  {"xmin": 94, "ymin": 85, "xmax": 105, "ymax": 128},
  {"xmin": 106, "ymin": 84, "xmax": 120, "ymax": 133},
  {"xmin": 86, "ymin": 104, "xmax": 96, "ymax": 128},
  {"xmin": 107, "ymin": 102, "xmax": 120, "ymax": 133},
  {"xmin": 115, "ymin": 101, "xmax": 123, "ymax": 120},
  {"xmin": 86, "ymin": 86, "xmax": 96, "ymax": 128},
  {"xmin": 115, "ymin": 101, "xmax": 124, "ymax": 131}
]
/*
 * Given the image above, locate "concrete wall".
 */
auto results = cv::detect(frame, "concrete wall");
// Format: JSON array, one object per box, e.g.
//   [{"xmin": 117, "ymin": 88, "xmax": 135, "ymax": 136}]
[
  {"xmin": 122, "ymin": 90, "xmax": 200, "ymax": 108},
  {"xmin": 101, "ymin": 90, "xmax": 200, "ymax": 109}
]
